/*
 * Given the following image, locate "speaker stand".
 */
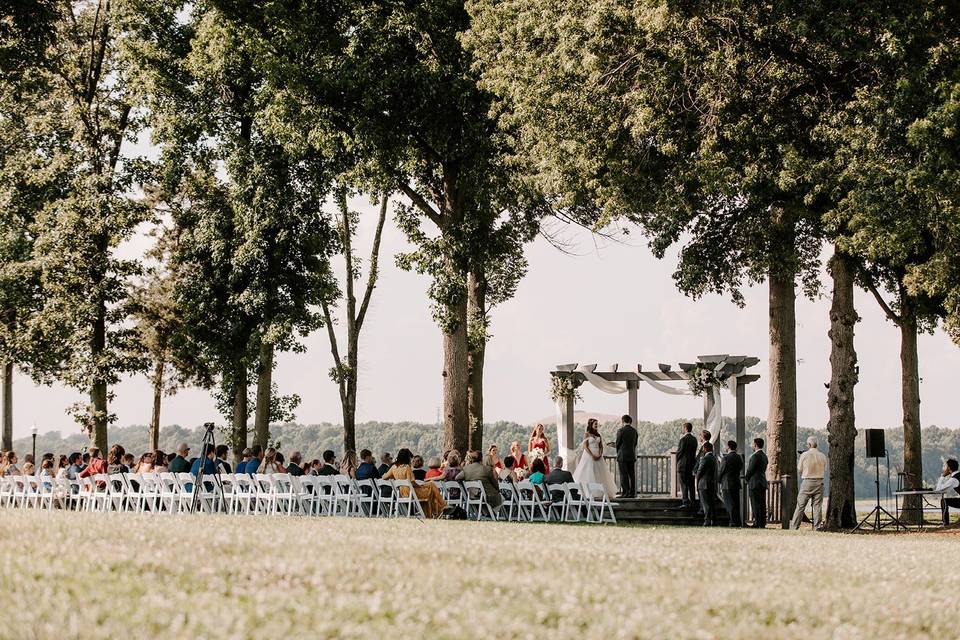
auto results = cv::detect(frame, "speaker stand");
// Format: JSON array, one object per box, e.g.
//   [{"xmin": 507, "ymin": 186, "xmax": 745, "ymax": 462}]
[{"xmin": 854, "ymin": 456, "xmax": 902, "ymax": 533}]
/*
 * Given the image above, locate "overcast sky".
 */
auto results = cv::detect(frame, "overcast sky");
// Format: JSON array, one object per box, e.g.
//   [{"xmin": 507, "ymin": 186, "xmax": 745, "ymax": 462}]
[{"xmin": 10, "ymin": 197, "xmax": 960, "ymax": 439}]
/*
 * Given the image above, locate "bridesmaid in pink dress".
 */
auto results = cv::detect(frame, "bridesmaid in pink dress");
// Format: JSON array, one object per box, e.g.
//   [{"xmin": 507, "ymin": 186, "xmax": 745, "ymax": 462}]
[{"xmin": 527, "ymin": 424, "xmax": 551, "ymax": 474}]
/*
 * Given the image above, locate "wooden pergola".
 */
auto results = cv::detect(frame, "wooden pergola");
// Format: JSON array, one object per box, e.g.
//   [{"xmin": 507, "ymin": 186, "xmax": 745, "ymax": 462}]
[{"xmin": 551, "ymin": 355, "xmax": 761, "ymax": 518}]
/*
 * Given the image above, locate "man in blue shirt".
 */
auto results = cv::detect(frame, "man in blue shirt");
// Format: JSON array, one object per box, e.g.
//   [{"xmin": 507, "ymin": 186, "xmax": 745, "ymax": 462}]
[
  {"xmin": 235, "ymin": 448, "xmax": 252, "ymax": 475},
  {"xmin": 376, "ymin": 452, "xmax": 393, "ymax": 477},
  {"xmin": 356, "ymin": 449, "xmax": 381, "ymax": 480},
  {"xmin": 246, "ymin": 445, "xmax": 263, "ymax": 475},
  {"xmin": 66, "ymin": 452, "xmax": 84, "ymax": 480},
  {"xmin": 190, "ymin": 444, "xmax": 219, "ymax": 491}
]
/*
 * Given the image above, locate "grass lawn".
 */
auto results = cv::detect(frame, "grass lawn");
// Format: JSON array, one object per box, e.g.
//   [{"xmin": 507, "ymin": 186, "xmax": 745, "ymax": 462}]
[{"xmin": 1, "ymin": 510, "xmax": 957, "ymax": 639}]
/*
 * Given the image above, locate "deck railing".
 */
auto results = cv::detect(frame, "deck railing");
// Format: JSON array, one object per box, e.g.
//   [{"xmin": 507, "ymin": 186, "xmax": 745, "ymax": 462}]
[{"xmin": 604, "ymin": 454, "xmax": 675, "ymax": 495}]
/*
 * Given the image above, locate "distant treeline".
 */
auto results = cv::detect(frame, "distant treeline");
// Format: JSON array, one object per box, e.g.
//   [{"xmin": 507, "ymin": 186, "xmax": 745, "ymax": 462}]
[{"xmin": 15, "ymin": 418, "xmax": 959, "ymax": 498}]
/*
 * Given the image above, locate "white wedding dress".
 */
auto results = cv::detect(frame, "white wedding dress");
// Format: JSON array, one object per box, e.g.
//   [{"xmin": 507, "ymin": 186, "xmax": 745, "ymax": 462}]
[{"xmin": 572, "ymin": 436, "xmax": 618, "ymax": 497}]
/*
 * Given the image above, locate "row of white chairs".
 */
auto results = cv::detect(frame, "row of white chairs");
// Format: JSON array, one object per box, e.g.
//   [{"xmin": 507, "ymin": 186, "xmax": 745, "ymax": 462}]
[{"xmin": 0, "ymin": 472, "xmax": 618, "ymax": 523}]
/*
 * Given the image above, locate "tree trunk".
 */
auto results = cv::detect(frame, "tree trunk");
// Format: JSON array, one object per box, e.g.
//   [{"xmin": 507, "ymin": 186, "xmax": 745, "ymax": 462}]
[
  {"xmin": 1, "ymin": 361, "xmax": 12, "ymax": 451},
  {"xmin": 253, "ymin": 341, "xmax": 273, "ymax": 449},
  {"xmin": 231, "ymin": 362, "xmax": 248, "ymax": 460},
  {"xmin": 342, "ymin": 332, "xmax": 358, "ymax": 453},
  {"xmin": 825, "ymin": 251, "xmax": 858, "ymax": 530},
  {"xmin": 766, "ymin": 268, "xmax": 798, "ymax": 482},
  {"xmin": 467, "ymin": 270, "xmax": 485, "ymax": 451},
  {"xmin": 149, "ymin": 358, "xmax": 164, "ymax": 452},
  {"xmin": 900, "ymin": 302, "xmax": 923, "ymax": 523},
  {"xmin": 90, "ymin": 300, "xmax": 108, "ymax": 450},
  {"xmin": 443, "ymin": 295, "xmax": 470, "ymax": 454}
]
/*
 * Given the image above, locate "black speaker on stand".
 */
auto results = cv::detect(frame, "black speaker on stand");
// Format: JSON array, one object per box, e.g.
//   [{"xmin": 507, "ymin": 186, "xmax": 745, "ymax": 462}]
[{"xmin": 854, "ymin": 429, "xmax": 902, "ymax": 532}]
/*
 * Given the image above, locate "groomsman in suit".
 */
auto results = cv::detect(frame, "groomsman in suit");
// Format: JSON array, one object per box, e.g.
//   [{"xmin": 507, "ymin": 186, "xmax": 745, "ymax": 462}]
[
  {"xmin": 696, "ymin": 441, "xmax": 718, "ymax": 526},
  {"xmin": 718, "ymin": 440, "xmax": 744, "ymax": 527},
  {"xmin": 744, "ymin": 438, "xmax": 769, "ymax": 528},
  {"xmin": 615, "ymin": 415, "xmax": 638, "ymax": 498},
  {"xmin": 675, "ymin": 422, "xmax": 697, "ymax": 508}
]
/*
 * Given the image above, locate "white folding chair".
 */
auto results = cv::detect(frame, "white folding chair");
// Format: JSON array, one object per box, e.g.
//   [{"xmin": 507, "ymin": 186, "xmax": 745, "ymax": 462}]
[
  {"xmin": 462, "ymin": 480, "xmax": 498, "ymax": 521},
  {"xmin": 442, "ymin": 481, "xmax": 466, "ymax": 511},
  {"xmin": 91, "ymin": 474, "xmax": 111, "ymax": 512},
  {"xmin": 498, "ymin": 481, "xmax": 524, "ymax": 521},
  {"xmin": 229, "ymin": 474, "xmax": 256, "ymax": 515},
  {"xmin": 332, "ymin": 475, "xmax": 361, "ymax": 517},
  {"xmin": 138, "ymin": 472, "xmax": 161, "ymax": 512},
  {"xmin": 269, "ymin": 474, "xmax": 296, "ymax": 515},
  {"xmin": 354, "ymin": 479, "xmax": 378, "ymax": 516},
  {"xmin": 392, "ymin": 480, "xmax": 425, "ymax": 518},
  {"xmin": 36, "ymin": 476, "xmax": 57, "ymax": 510},
  {"xmin": 253, "ymin": 474, "xmax": 275, "ymax": 514},
  {"xmin": 290, "ymin": 476, "xmax": 316, "ymax": 516},
  {"xmin": 157, "ymin": 472, "xmax": 179, "ymax": 513},
  {"xmin": 517, "ymin": 480, "xmax": 551, "ymax": 522},
  {"xmin": 0, "ymin": 476, "xmax": 14, "ymax": 508},
  {"xmin": 373, "ymin": 479, "xmax": 395, "ymax": 517},
  {"xmin": 585, "ymin": 482, "xmax": 618, "ymax": 524}
]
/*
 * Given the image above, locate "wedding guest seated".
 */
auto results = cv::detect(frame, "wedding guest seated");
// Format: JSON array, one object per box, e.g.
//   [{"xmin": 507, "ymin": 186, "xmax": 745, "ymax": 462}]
[
  {"xmin": 528, "ymin": 458, "xmax": 547, "ymax": 485},
  {"xmin": 412, "ymin": 455, "xmax": 427, "ymax": 481},
  {"xmin": 274, "ymin": 452, "xmax": 286, "ymax": 472},
  {"xmin": 441, "ymin": 451, "xmax": 462, "ymax": 481},
  {"xmin": 498, "ymin": 456, "xmax": 518, "ymax": 482},
  {"xmin": 153, "ymin": 450, "xmax": 168, "ymax": 473},
  {"xmin": 235, "ymin": 448, "xmax": 253, "ymax": 475},
  {"xmin": 0, "ymin": 451, "xmax": 20, "ymax": 476},
  {"xmin": 937, "ymin": 459, "xmax": 960, "ymax": 522},
  {"xmin": 39, "ymin": 459, "xmax": 55, "ymax": 481},
  {"xmin": 134, "ymin": 452, "xmax": 155, "ymax": 474},
  {"xmin": 456, "ymin": 450, "xmax": 503, "ymax": 509},
  {"xmin": 544, "ymin": 457, "xmax": 575, "ymax": 485},
  {"xmin": 122, "ymin": 452, "xmax": 136, "ymax": 472},
  {"xmin": 246, "ymin": 445, "xmax": 263, "ymax": 475},
  {"xmin": 377, "ymin": 452, "xmax": 393, "ymax": 477},
  {"xmin": 106, "ymin": 445, "xmax": 127, "ymax": 474},
  {"xmin": 215, "ymin": 445, "xmax": 231, "ymax": 473},
  {"xmin": 308, "ymin": 459, "xmax": 322, "ymax": 475},
  {"xmin": 168, "ymin": 443, "xmax": 192, "ymax": 473},
  {"xmin": 355, "ymin": 450, "xmax": 381, "ymax": 480},
  {"xmin": 256, "ymin": 448, "xmax": 281, "ymax": 475},
  {"xmin": 317, "ymin": 450, "xmax": 338, "ymax": 476},
  {"xmin": 190, "ymin": 444, "xmax": 219, "ymax": 491},
  {"xmin": 78, "ymin": 447, "xmax": 106, "ymax": 484},
  {"xmin": 286, "ymin": 451, "xmax": 305, "ymax": 476},
  {"xmin": 21, "ymin": 462, "xmax": 35, "ymax": 476},
  {"xmin": 340, "ymin": 450, "xmax": 358, "ymax": 478},
  {"xmin": 66, "ymin": 452, "xmax": 84, "ymax": 480},
  {"xmin": 424, "ymin": 457, "xmax": 443, "ymax": 480},
  {"xmin": 383, "ymin": 448, "xmax": 447, "ymax": 518}
]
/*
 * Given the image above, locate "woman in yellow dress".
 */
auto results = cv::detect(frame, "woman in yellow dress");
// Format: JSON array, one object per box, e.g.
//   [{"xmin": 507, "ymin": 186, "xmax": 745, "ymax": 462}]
[{"xmin": 383, "ymin": 448, "xmax": 447, "ymax": 518}]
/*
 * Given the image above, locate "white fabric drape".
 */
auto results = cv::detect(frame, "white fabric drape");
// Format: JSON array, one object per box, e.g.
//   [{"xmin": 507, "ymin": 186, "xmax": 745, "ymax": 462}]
[{"xmin": 577, "ymin": 366, "xmax": 628, "ymax": 394}]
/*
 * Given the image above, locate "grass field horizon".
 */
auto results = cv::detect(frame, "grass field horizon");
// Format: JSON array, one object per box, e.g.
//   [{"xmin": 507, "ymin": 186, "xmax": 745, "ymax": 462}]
[{"xmin": 1, "ymin": 510, "xmax": 957, "ymax": 639}]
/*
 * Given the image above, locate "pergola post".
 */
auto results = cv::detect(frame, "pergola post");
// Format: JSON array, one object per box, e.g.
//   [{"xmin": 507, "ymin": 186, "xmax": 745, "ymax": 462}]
[
  {"xmin": 627, "ymin": 380, "xmax": 638, "ymax": 425},
  {"xmin": 555, "ymin": 393, "xmax": 576, "ymax": 471},
  {"xmin": 703, "ymin": 391, "xmax": 715, "ymax": 435},
  {"xmin": 736, "ymin": 380, "xmax": 747, "ymax": 525}
]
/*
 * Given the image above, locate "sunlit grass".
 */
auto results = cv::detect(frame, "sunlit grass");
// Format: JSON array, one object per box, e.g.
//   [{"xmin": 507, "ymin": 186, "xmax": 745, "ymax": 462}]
[{"xmin": 0, "ymin": 510, "xmax": 956, "ymax": 638}]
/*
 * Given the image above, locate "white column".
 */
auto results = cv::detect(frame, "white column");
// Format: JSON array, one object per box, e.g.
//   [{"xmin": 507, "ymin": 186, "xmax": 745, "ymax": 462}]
[
  {"xmin": 627, "ymin": 380, "xmax": 638, "ymax": 426},
  {"xmin": 556, "ymin": 395, "xmax": 576, "ymax": 470}
]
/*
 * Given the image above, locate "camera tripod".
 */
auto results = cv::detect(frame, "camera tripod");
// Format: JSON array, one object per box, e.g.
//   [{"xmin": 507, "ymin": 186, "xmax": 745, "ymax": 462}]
[{"xmin": 190, "ymin": 422, "xmax": 226, "ymax": 514}]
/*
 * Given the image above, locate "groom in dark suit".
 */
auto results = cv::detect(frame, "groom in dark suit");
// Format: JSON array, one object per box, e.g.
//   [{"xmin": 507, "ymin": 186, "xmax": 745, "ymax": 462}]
[
  {"xmin": 675, "ymin": 422, "xmax": 697, "ymax": 508},
  {"xmin": 615, "ymin": 415, "xmax": 638, "ymax": 498}
]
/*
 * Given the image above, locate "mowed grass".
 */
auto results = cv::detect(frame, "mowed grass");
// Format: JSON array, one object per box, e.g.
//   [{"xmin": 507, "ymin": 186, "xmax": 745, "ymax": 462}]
[{"xmin": 1, "ymin": 510, "xmax": 957, "ymax": 639}]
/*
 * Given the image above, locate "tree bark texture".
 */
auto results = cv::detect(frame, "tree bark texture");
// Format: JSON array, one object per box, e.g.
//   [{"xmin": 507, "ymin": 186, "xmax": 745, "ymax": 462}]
[
  {"xmin": 443, "ymin": 293, "xmax": 470, "ymax": 455},
  {"xmin": 231, "ymin": 361, "xmax": 248, "ymax": 459},
  {"xmin": 253, "ymin": 341, "xmax": 273, "ymax": 449},
  {"xmin": 900, "ymin": 303, "xmax": 923, "ymax": 523},
  {"xmin": 467, "ymin": 270, "xmax": 486, "ymax": 451},
  {"xmin": 825, "ymin": 251, "xmax": 858, "ymax": 530},
  {"xmin": 1, "ymin": 361, "xmax": 12, "ymax": 451},
  {"xmin": 766, "ymin": 267, "xmax": 798, "ymax": 487},
  {"xmin": 149, "ymin": 358, "xmax": 164, "ymax": 452}
]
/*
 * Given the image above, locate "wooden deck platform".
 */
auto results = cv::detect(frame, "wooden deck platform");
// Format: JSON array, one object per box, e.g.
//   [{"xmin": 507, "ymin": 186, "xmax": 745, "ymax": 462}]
[{"xmin": 613, "ymin": 496, "xmax": 730, "ymax": 526}]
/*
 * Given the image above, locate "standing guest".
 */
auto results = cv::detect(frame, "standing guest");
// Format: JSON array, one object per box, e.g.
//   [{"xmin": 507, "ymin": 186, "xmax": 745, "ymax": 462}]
[
  {"xmin": 718, "ymin": 440, "xmax": 744, "ymax": 527},
  {"xmin": 287, "ymin": 451, "xmax": 305, "ymax": 476},
  {"xmin": 411, "ymin": 455, "xmax": 427, "ymax": 481},
  {"xmin": 528, "ymin": 424, "xmax": 551, "ymax": 473},
  {"xmin": 528, "ymin": 458, "xmax": 547, "ymax": 485},
  {"xmin": 424, "ymin": 457, "xmax": 443, "ymax": 480},
  {"xmin": 356, "ymin": 450, "xmax": 381, "ymax": 480},
  {"xmin": 744, "ymin": 438, "xmax": 769, "ymax": 528},
  {"xmin": 246, "ymin": 445, "xmax": 264, "ymax": 475},
  {"xmin": 383, "ymin": 448, "xmax": 447, "ymax": 518},
  {"xmin": 0, "ymin": 451, "xmax": 19, "ymax": 476},
  {"xmin": 377, "ymin": 452, "xmax": 393, "ymax": 477},
  {"xmin": 456, "ymin": 450, "xmax": 503, "ymax": 509},
  {"xmin": 215, "ymin": 445, "xmax": 232, "ymax": 473},
  {"xmin": 235, "ymin": 448, "xmax": 253, "ymax": 475},
  {"xmin": 615, "ymin": 415, "xmax": 638, "ymax": 498},
  {"xmin": 509, "ymin": 441, "xmax": 528, "ymax": 471},
  {"xmin": 675, "ymin": 422, "xmax": 698, "ymax": 509},
  {"xmin": 441, "ymin": 451, "xmax": 462, "ymax": 481},
  {"xmin": 937, "ymin": 459, "xmax": 960, "ymax": 522},
  {"xmin": 544, "ymin": 457, "xmax": 574, "ymax": 485},
  {"xmin": 498, "ymin": 456, "xmax": 518, "ymax": 482},
  {"xmin": 78, "ymin": 447, "xmax": 106, "ymax": 479},
  {"xmin": 168, "ymin": 443, "xmax": 192, "ymax": 473},
  {"xmin": 790, "ymin": 436, "xmax": 827, "ymax": 530},
  {"xmin": 696, "ymin": 441, "xmax": 718, "ymax": 526},
  {"xmin": 65, "ymin": 453, "xmax": 84, "ymax": 480},
  {"xmin": 153, "ymin": 450, "xmax": 168, "ymax": 473},
  {"xmin": 317, "ymin": 450, "xmax": 338, "ymax": 476},
  {"xmin": 488, "ymin": 445, "xmax": 503, "ymax": 470},
  {"xmin": 340, "ymin": 451, "xmax": 358, "ymax": 478}
]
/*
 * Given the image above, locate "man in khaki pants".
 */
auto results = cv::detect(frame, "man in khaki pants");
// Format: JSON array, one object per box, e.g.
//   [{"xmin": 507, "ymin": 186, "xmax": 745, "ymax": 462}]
[{"xmin": 791, "ymin": 436, "xmax": 827, "ymax": 530}]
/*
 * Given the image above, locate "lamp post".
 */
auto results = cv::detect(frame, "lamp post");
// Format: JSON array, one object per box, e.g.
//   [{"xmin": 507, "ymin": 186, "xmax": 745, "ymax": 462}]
[{"xmin": 31, "ymin": 424, "xmax": 37, "ymax": 463}]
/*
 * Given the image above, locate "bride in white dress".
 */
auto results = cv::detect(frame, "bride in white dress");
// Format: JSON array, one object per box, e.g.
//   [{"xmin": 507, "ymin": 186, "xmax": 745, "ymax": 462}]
[{"xmin": 572, "ymin": 419, "xmax": 618, "ymax": 497}]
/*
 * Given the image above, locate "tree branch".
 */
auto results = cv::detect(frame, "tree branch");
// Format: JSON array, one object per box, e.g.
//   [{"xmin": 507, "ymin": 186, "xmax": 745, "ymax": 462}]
[
  {"xmin": 355, "ymin": 194, "xmax": 388, "ymax": 332},
  {"xmin": 862, "ymin": 271, "xmax": 901, "ymax": 325},
  {"xmin": 320, "ymin": 301, "xmax": 346, "ymax": 403},
  {"xmin": 398, "ymin": 181, "xmax": 443, "ymax": 227}
]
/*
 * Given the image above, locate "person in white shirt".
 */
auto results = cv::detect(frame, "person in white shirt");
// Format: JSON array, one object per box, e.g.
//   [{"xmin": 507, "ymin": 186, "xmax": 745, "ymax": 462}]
[
  {"xmin": 791, "ymin": 436, "xmax": 827, "ymax": 530},
  {"xmin": 936, "ymin": 459, "xmax": 960, "ymax": 524}
]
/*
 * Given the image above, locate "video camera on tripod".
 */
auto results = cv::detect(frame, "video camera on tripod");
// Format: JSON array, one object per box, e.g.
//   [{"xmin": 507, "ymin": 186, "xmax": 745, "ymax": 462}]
[{"xmin": 190, "ymin": 421, "xmax": 224, "ymax": 514}]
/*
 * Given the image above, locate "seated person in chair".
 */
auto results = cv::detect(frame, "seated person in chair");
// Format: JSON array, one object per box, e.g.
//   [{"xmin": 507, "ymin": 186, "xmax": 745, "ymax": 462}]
[
  {"xmin": 456, "ymin": 450, "xmax": 503, "ymax": 509},
  {"xmin": 936, "ymin": 458, "xmax": 960, "ymax": 523}
]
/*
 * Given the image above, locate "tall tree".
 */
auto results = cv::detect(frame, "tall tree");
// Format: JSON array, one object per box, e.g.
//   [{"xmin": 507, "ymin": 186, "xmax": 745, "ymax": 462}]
[
  {"xmin": 135, "ymin": 0, "xmax": 336, "ymax": 453},
  {"xmin": 26, "ymin": 0, "xmax": 149, "ymax": 448},
  {"xmin": 321, "ymin": 190, "xmax": 388, "ymax": 453}
]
